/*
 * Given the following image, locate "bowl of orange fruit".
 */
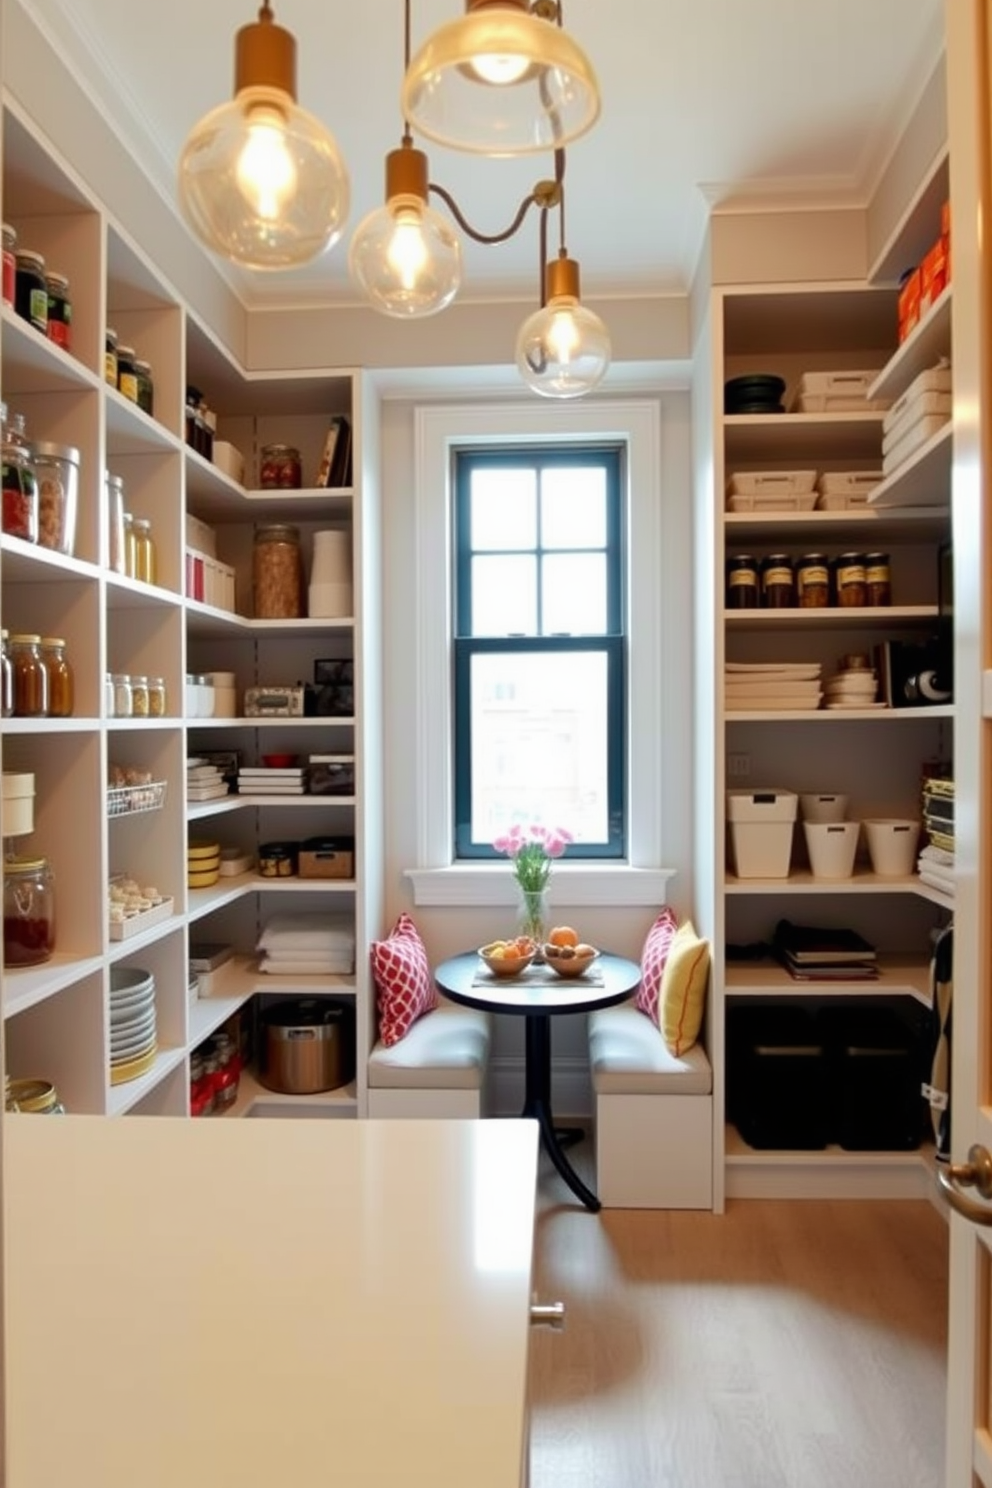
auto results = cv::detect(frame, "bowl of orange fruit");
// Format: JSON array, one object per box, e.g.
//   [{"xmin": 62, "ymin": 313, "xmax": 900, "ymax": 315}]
[
  {"xmin": 543, "ymin": 925, "xmax": 600, "ymax": 978},
  {"xmin": 478, "ymin": 936, "xmax": 537, "ymax": 977}
]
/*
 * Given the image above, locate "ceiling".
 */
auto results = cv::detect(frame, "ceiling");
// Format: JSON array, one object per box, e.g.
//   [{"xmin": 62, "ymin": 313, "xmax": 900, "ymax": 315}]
[{"xmin": 21, "ymin": 0, "xmax": 945, "ymax": 308}]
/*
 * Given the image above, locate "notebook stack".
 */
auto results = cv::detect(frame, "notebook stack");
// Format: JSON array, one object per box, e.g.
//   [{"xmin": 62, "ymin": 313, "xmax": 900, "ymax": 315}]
[
  {"xmin": 725, "ymin": 662, "xmax": 823, "ymax": 712},
  {"xmin": 187, "ymin": 757, "xmax": 230, "ymax": 803},
  {"xmin": 919, "ymin": 776, "xmax": 955, "ymax": 895},
  {"xmin": 238, "ymin": 766, "xmax": 307, "ymax": 796},
  {"xmin": 772, "ymin": 919, "xmax": 879, "ymax": 981}
]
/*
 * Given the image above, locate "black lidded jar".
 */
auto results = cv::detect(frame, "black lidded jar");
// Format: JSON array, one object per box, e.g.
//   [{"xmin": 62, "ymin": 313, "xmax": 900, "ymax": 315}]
[
  {"xmin": 760, "ymin": 553, "xmax": 796, "ymax": 608},
  {"xmin": 15, "ymin": 250, "xmax": 48, "ymax": 333},
  {"xmin": 726, "ymin": 554, "xmax": 759, "ymax": 609}
]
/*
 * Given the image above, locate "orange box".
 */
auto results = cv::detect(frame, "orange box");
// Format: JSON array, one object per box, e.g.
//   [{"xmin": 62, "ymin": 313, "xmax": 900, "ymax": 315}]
[
  {"xmin": 898, "ymin": 268, "xmax": 921, "ymax": 343},
  {"xmin": 919, "ymin": 237, "xmax": 949, "ymax": 316}
]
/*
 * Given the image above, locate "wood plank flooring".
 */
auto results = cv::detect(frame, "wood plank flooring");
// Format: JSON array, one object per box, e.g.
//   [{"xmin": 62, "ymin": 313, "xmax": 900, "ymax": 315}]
[{"xmin": 527, "ymin": 1144, "xmax": 949, "ymax": 1488}]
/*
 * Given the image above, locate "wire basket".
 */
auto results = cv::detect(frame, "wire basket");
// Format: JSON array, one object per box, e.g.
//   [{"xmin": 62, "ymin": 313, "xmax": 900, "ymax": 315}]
[{"xmin": 107, "ymin": 780, "xmax": 168, "ymax": 818}]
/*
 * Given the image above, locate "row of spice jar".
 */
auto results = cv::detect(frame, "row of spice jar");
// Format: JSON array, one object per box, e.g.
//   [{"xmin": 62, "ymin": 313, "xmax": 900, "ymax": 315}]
[
  {"xmin": 1, "ymin": 403, "xmax": 79, "ymax": 554},
  {"xmin": 2, "ymin": 632, "xmax": 74, "ymax": 717},
  {"xmin": 105, "ymin": 330, "xmax": 154, "ymax": 415},
  {"xmin": 726, "ymin": 552, "xmax": 892, "ymax": 610},
  {"xmin": 190, "ymin": 1030, "xmax": 241, "ymax": 1115},
  {"xmin": 106, "ymin": 673, "xmax": 168, "ymax": 719},
  {"xmin": 3, "ymin": 226, "xmax": 72, "ymax": 351}
]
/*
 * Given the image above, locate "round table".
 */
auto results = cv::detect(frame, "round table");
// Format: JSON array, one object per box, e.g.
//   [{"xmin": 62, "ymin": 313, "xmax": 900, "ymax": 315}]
[{"xmin": 434, "ymin": 951, "xmax": 641, "ymax": 1212}]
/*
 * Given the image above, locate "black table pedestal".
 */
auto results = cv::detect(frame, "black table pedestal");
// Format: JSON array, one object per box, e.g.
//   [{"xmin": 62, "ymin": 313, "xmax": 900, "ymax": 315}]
[{"xmin": 522, "ymin": 1014, "xmax": 601, "ymax": 1213}]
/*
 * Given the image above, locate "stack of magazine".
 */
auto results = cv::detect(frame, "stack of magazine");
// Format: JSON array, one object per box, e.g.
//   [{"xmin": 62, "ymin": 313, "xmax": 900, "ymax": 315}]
[{"xmin": 772, "ymin": 919, "xmax": 878, "ymax": 980}]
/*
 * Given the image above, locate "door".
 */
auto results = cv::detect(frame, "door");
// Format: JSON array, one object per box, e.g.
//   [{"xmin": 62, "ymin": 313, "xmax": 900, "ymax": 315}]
[{"xmin": 944, "ymin": 2, "xmax": 992, "ymax": 1483}]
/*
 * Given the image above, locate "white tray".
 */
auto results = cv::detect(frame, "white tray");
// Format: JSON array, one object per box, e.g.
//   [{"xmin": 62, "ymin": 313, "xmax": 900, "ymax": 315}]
[
  {"xmin": 790, "ymin": 370, "xmax": 889, "ymax": 413},
  {"xmin": 727, "ymin": 493, "xmax": 818, "ymax": 512},
  {"xmin": 882, "ymin": 392, "xmax": 953, "ymax": 453},
  {"xmin": 882, "ymin": 365, "xmax": 953, "ymax": 434},
  {"xmin": 109, "ymin": 895, "xmax": 175, "ymax": 941},
  {"xmin": 727, "ymin": 469, "xmax": 816, "ymax": 497},
  {"xmin": 882, "ymin": 413, "xmax": 951, "ymax": 473},
  {"xmin": 816, "ymin": 470, "xmax": 882, "ymax": 496}
]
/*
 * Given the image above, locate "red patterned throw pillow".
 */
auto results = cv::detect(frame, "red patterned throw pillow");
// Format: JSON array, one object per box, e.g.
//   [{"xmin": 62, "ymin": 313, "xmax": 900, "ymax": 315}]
[
  {"xmin": 635, "ymin": 907, "xmax": 679, "ymax": 1021},
  {"xmin": 370, "ymin": 913, "xmax": 438, "ymax": 1046}
]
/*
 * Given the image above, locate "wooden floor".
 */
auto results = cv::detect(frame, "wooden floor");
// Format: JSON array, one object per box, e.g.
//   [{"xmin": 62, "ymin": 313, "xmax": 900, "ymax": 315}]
[{"xmin": 527, "ymin": 1141, "xmax": 949, "ymax": 1488}]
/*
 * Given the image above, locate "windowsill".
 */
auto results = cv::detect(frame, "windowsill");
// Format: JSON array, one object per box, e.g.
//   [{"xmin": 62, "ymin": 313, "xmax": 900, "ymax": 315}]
[{"xmin": 405, "ymin": 864, "xmax": 676, "ymax": 908}]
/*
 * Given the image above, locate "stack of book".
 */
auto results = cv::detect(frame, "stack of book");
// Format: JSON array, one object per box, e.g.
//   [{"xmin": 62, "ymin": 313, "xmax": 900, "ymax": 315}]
[
  {"xmin": 237, "ymin": 765, "xmax": 307, "ymax": 796},
  {"xmin": 772, "ymin": 919, "xmax": 878, "ymax": 981},
  {"xmin": 187, "ymin": 758, "xmax": 229, "ymax": 803}
]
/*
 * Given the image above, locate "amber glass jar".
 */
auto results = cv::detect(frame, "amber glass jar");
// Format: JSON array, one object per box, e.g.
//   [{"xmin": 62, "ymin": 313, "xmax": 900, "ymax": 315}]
[
  {"xmin": 760, "ymin": 553, "xmax": 795, "ymax": 608},
  {"xmin": 0, "ymin": 630, "xmax": 12, "ymax": 717},
  {"xmin": 3, "ymin": 856, "xmax": 56, "ymax": 967},
  {"xmin": 834, "ymin": 553, "xmax": 868, "ymax": 607},
  {"xmin": 725, "ymin": 554, "xmax": 759, "ymax": 610},
  {"xmin": 796, "ymin": 553, "xmax": 831, "ymax": 608},
  {"xmin": 9, "ymin": 634, "xmax": 48, "ymax": 717},
  {"xmin": 40, "ymin": 637, "xmax": 74, "ymax": 717},
  {"xmin": 253, "ymin": 524, "xmax": 304, "ymax": 618},
  {"xmin": 865, "ymin": 552, "xmax": 892, "ymax": 606},
  {"xmin": 133, "ymin": 517, "xmax": 156, "ymax": 584}
]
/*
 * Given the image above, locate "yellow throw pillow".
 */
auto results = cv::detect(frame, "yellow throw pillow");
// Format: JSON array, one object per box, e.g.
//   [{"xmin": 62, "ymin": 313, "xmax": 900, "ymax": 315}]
[{"xmin": 658, "ymin": 920, "xmax": 711, "ymax": 1055}]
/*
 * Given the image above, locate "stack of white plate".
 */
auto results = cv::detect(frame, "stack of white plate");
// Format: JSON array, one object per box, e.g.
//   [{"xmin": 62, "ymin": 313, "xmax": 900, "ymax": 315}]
[
  {"xmin": 823, "ymin": 669, "xmax": 882, "ymax": 709},
  {"xmin": 109, "ymin": 966, "xmax": 157, "ymax": 1085},
  {"xmin": 725, "ymin": 662, "xmax": 823, "ymax": 711}
]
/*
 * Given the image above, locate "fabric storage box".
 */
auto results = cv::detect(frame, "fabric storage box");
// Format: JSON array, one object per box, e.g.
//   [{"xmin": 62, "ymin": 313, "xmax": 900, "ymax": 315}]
[
  {"xmin": 298, "ymin": 836, "xmax": 355, "ymax": 879},
  {"xmin": 727, "ymin": 1005, "xmax": 828, "ymax": 1149},
  {"xmin": 790, "ymin": 370, "xmax": 887, "ymax": 413},
  {"xmin": 727, "ymin": 789, "xmax": 797, "ymax": 878},
  {"xmin": 817, "ymin": 1005, "xmax": 924, "ymax": 1150}
]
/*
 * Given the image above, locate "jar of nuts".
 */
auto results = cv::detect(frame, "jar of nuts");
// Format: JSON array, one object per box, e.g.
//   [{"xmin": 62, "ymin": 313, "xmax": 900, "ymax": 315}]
[
  {"xmin": 32, "ymin": 441, "xmax": 79, "ymax": 555},
  {"xmin": 253, "ymin": 524, "xmax": 304, "ymax": 619}
]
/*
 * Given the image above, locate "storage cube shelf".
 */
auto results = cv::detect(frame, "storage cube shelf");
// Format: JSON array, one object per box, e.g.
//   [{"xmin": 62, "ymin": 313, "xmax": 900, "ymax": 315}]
[{"xmin": 0, "ymin": 100, "xmax": 381, "ymax": 1121}]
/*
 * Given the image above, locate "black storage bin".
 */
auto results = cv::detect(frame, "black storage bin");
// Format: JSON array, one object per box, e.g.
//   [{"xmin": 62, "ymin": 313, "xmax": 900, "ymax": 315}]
[
  {"xmin": 818, "ymin": 1005, "xmax": 924, "ymax": 1151},
  {"xmin": 727, "ymin": 1005, "xmax": 829, "ymax": 1150}
]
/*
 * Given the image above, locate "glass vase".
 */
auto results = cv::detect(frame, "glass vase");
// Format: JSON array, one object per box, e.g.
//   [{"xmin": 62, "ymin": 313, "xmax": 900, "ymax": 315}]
[{"xmin": 516, "ymin": 886, "xmax": 549, "ymax": 960}]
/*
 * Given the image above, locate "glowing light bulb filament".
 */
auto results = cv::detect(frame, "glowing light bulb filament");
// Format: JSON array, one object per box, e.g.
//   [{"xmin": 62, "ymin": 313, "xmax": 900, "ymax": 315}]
[
  {"xmin": 235, "ymin": 105, "xmax": 297, "ymax": 221},
  {"xmin": 545, "ymin": 303, "xmax": 580, "ymax": 365},
  {"xmin": 387, "ymin": 205, "xmax": 429, "ymax": 291},
  {"xmin": 469, "ymin": 52, "xmax": 531, "ymax": 85}
]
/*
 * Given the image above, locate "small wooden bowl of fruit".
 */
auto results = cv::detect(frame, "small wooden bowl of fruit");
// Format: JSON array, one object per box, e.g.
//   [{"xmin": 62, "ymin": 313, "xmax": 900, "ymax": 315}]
[
  {"xmin": 478, "ymin": 936, "xmax": 537, "ymax": 977},
  {"xmin": 543, "ymin": 926, "xmax": 599, "ymax": 977}
]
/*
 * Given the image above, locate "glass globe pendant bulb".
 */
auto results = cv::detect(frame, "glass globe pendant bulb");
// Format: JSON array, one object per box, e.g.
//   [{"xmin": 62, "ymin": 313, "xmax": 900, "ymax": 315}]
[
  {"xmin": 401, "ymin": 0, "xmax": 601, "ymax": 155},
  {"xmin": 349, "ymin": 143, "xmax": 462, "ymax": 318},
  {"xmin": 178, "ymin": 5, "xmax": 350, "ymax": 270},
  {"xmin": 515, "ymin": 254, "xmax": 610, "ymax": 399}
]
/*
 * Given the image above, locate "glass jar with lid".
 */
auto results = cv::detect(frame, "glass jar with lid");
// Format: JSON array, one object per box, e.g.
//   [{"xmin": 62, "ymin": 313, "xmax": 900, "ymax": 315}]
[
  {"xmin": 0, "ymin": 630, "xmax": 12, "ymax": 717},
  {"xmin": 14, "ymin": 249, "xmax": 47, "ymax": 333},
  {"xmin": 132, "ymin": 516, "xmax": 156, "ymax": 584},
  {"xmin": 865, "ymin": 552, "xmax": 892, "ymax": 606},
  {"xmin": 760, "ymin": 553, "xmax": 795, "ymax": 608},
  {"xmin": 45, "ymin": 272, "xmax": 71, "ymax": 351},
  {"xmin": 834, "ymin": 553, "xmax": 868, "ymax": 607},
  {"xmin": 796, "ymin": 553, "xmax": 831, "ymax": 608},
  {"xmin": 2, "ymin": 223, "xmax": 16, "ymax": 307},
  {"xmin": 725, "ymin": 554, "xmax": 759, "ymax": 610},
  {"xmin": 3, "ymin": 855, "xmax": 56, "ymax": 967},
  {"xmin": 9, "ymin": 634, "xmax": 48, "ymax": 717},
  {"xmin": 123, "ymin": 511, "xmax": 137, "ymax": 578},
  {"xmin": 259, "ymin": 443, "xmax": 302, "ymax": 489},
  {"xmin": 39, "ymin": 637, "xmax": 74, "ymax": 717},
  {"xmin": 106, "ymin": 474, "xmax": 126, "ymax": 573},
  {"xmin": 253, "ymin": 524, "xmax": 304, "ymax": 618},
  {"xmin": 117, "ymin": 345, "xmax": 138, "ymax": 403},
  {"xmin": 147, "ymin": 676, "xmax": 167, "ymax": 717},
  {"xmin": 112, "ymin": 673, "xmax": 133, "ymax": 718},
  {"xmin": 134, "ymin": 359, "xmax": 154, "ymax": 416},
  {"xmin": 2, "ymin": 404, "xmax": 39, "ymax": 543},
  {"xmin": 105, "ymin": 327, "xmax": 119, "ymax": 387},
  {"xmin": 130, "ymin": 675, "xmax": 150, "ymax": 717},
  {"xmin": 5, "ymin": 1077, "xmax": 65, "ymax": 1114},
  {"xmin": 33, "ymin": 440, "xmax": 80, "ymax": 555}
]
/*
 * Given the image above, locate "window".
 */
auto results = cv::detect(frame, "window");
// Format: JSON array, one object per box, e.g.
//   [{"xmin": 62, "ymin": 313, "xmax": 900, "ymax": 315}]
[{"xmin": 453, "ymin": 446, "xmax": 625, "ymax": 858}]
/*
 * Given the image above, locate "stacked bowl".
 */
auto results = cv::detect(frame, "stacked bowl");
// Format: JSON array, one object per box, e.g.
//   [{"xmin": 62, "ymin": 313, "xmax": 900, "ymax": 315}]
[
  {"xmin": 188, "ymin": 838, "xmax": 220, "ymax": 889},
  {"xmin": 109, "ymin": 966, "xmax": 157, "ymax": 1085},
  {"xmin": 823, "ymin": 665, "xmax": 879, "ymax": 710}
]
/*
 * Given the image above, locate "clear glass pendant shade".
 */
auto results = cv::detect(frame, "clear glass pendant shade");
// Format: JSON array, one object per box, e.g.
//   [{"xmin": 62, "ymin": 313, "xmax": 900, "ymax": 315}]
[
  {"xmin": 515, "ymin": 257, "xmax": 610, "ymax": 398},
  {"xmin": 401, "ymin": 4, "xmax": 600, "ymax": 155},
  {"xmin": 350, "ymin": 194, "xmax": 462, "ymax": 317},
  {"xmin": 179, "ymin": 85, "xmax": 350, "ymax": 269}
]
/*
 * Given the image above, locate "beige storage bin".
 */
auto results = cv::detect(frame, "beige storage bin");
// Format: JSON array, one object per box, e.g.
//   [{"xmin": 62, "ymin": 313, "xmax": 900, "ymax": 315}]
[
  {"xmin": 864, "ymin": 818, "xmax": 920, "ymax": 876},
  {"xmin": 803, "ymin": 821, "xmax": 860, "ymax": 879},
  {"xmin": 727, "ymin": 790, "xmax": 797, "ymax": 878}
]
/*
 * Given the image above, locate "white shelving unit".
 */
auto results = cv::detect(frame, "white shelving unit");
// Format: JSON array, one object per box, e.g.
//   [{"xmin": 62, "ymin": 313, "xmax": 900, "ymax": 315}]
[
  {"xmin": 0, "ymin": 97, "xmax": 383, "ymax": 1122},
  {"xmin": 714, "ymin": 273, "xmax": 954, "ymax": 1200}
]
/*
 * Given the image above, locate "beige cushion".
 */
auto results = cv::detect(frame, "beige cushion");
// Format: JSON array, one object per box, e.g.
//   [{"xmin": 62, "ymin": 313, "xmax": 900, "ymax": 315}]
[
  {"xmin": 589, "ymin": 1002, "xmax": 712, "ymax": 1095},
  {"xmin": 368, "ymin": 1001, "xmax": 492, "ymax": 1090}
]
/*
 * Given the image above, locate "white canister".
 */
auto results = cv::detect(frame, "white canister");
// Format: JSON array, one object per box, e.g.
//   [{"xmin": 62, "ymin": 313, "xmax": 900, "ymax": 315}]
[
  {"xmin": 207, "ymin": 671, "xmax": 237, "ymax": 718},
  {"xmin": 308, "ymin": 530, "xmax": 353, "ymax": 618},
  {"xmin": 2, "ymin": 772, "xmax": 35, "ymax": 837}
]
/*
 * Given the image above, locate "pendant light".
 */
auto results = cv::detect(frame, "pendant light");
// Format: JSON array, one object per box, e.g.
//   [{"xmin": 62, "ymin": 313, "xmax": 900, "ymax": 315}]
[
  {"xmin": 516, "ymin": 251, "xmax": 610, "ymax": 398},
  {"xmin": 178, "ymin": 3, "xmax": 350, "ymax": 270},
  {"xmin": 401, "ymin": 0, "xmax": 600, "ymax": 156},
  {"xmin": 349, "ymin": 139, "xmax": 462, "ymax": 317}
]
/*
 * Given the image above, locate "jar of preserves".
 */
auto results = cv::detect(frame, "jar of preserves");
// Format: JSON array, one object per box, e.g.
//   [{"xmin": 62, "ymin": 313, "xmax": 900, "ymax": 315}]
[
  {"xmin": 190, "ymin": 1053, "xmax": 212, "ymax": 1117},
  {"xmin": 130, "ymin": 675, "xmax": 149, "ymax": 717},
  {"xmin": 725, "ymin": 554, "xmax": 759, "ymax": 610},
  {"xmin": 2, "ymin": 223, "xmax": 16, "ymax": 307},
  {"xmin": 2, "ymin": 405, "xmax": 39, "ymax": 544},
  {"xmin": 44, "ymin": 272, "xmax": 71, "ymax": 351},
  {"xmin": 147, "ymin": 676, "xmax": 167, "ymax": 717},
  {"xmin": 259, "ymin": 443, "xmax": 302, "ymax": 490},
  {"xmin": 117, "ymin": 344, "xmax": 138, "ymax": 403},
  {"xmin": 15, "ymin": 249, "xmax": 47, "ymax": 333},
  {"xmin": 834, "ymin": 552, "xmax": 867, "ymax": 607},
  {"xmin": 9, "ymin": 634, "xmax": 48, "ymax": 717},
  {"xmin": 253, "ymin": 524, "xmax": 304, "ymax": 618},
  {"xmin": 796, "ymin": 553, "xmax": 831, "ymax": 608},
  {"xmin": 0, "ymin": 631, "xmax": 12, "ymax": 717},
  {"xmin": 132, "ymin": 517, "xmax": 156, "ymax": 584},
  {"xmin": 760, "ymin": 553, "xmax": 795, "ymax": 608},
  {"xmin": 40, "ymin": 637, "xmax": 74, "ymax": 717},
  {"xmin": 865, "ymin": 552, "xmax": 892, "ymax": 606},
  {"xmin": 5, "ymin": 1077, "xmax": 65, "ymax": 1114},
  {"xmin": 210, "ymin": 1034, "xmax": 240, "ymax": 1110},
  {"xmin": 105, "ymin": 327, "xmax": 119, "ymax": 387},
  {"xmin": 112, "ymin": 673, "xmax": 133, "ymax": 718},
  {"xmin": 134, "ymin": 359, "xmax": 154, "ymax": 417},
  {"xmin": 106, "ymin": 473, "xmax": 126, "ymax": 573},
  {"xmin": 33, "ymin": 440, "xmax": 80, "ymax": 555},
  {"xmin": 3, "ymin": 856, "xmax": 56, "ymax": 967}
]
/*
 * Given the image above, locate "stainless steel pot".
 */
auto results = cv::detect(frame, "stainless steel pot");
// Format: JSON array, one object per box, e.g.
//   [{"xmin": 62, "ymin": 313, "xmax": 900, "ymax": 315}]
[{"xmin": 259, "ymin": 999, "xmax": 353, "ymax": 1094}]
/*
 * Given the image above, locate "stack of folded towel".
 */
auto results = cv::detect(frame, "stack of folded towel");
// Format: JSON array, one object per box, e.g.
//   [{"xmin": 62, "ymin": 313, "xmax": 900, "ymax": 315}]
[
  {"xmin": 917, "ymin": 842, "xmax": 955, "ymax": 898},
  {"xmin": 257, "ymin": 913, "xmax": 355, "ymax": 975}
]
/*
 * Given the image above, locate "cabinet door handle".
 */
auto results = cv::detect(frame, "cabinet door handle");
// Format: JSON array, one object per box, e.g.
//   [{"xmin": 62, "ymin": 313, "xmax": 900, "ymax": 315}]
[
  {"xmin": 529, "ymin": 1300, "xmax": 566, "ymax": 1330},
  {"xmin": 936, "ymin": 1143, "xmax": 992, "ymax": 1224}
]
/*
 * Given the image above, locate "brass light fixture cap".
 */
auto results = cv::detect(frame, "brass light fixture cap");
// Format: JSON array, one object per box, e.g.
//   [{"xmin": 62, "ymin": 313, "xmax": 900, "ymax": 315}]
[
  {"xmin": 385, "ymin": 142, "xmax": 430, "ymax": 203},
  {"xmin": 466, "ymin": 0, "xmax": 530, "ymax": 12},
  {"xmin": 235, "ymin": 3, "xmax": 297, "ymax": 99},
  {"xmin": 546, "ymin": 253, "xmax": 580, "ymax": 301}
]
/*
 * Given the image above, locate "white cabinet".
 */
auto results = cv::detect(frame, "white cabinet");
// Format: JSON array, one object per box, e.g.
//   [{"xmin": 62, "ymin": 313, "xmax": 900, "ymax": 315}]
[{"xmin": 0, "ymin": 99, "xmax": 382, "ymax": 1120}]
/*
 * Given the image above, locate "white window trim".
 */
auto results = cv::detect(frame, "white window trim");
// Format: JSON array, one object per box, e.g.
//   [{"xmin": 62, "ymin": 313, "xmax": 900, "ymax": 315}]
[{"xmin": 405, "ymin": 398, "xmax": 673, "ymax": 909}]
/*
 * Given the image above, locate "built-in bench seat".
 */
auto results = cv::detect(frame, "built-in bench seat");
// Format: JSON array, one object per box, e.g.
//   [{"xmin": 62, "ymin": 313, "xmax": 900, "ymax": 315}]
[
  {"xmin": 588, "ymin": 1002, "xmax": 713, "ymax": 1208},
  {"xmin": 367, "ymin": 1000, "xmax": 493, "ymax": 1118}
]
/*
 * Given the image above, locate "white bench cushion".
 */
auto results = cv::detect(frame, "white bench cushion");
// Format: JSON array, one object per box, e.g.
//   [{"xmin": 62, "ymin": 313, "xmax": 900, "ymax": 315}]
[
  {"xmin": 589, "ymin": 1003, "xmax": 712, "ymax": 1095},
  {"xmin": 368, "ymin": 1002, "xmax": 492, "ymax": 1091}
]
